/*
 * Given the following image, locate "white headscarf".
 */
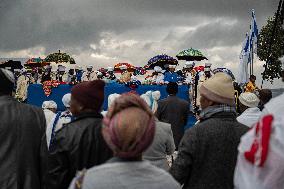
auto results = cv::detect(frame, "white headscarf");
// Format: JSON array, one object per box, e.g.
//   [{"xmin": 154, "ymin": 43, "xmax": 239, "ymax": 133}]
[
  {"xmin": 42, "ymin": 100, "xmax": 57, "ymax": 110},
  {"xmin": 62, "ymin": 93, "xmax": 71, "ymax": 108},
  {"xmin": 140, "ymin": 90, "xmax": 161, "ymax": 113}
]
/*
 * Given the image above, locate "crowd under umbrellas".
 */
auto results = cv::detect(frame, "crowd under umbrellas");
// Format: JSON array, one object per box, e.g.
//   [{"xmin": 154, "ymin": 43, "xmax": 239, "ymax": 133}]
[{"xmin": 1, "ymin": 48, "xmax": 284, "ymax": 189}]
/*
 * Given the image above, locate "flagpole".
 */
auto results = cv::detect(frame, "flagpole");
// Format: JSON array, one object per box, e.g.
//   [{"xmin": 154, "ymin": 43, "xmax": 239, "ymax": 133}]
[{"xmin": 251, "ymin": 37, "xmax": 254, "ymax": 75}]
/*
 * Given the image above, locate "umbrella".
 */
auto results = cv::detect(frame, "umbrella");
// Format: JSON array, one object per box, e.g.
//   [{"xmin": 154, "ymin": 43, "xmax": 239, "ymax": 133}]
[
  {"xmin": 176, "ymin": 48, "xmax": 208, "ymax": 61},
  {"xmin": 146, "ymin": 54, "xmax": 178, "ymax": 70},
  {"xmin": 114, "ymin": 63, "xmax": 135, "ymax": 73},
  {"xmin": 24, "ymin": 58, "xmax": 50, "ymax": 68},
  {"xmin": 45, "ymin": 50, "xmax": 76, "ymax": 64},
  {"xmin": 213, "ymin": 68, "xmax": 235, "ymax": 80},
  {"xmin": 0, "ymin": 60, "xmax": 23, "ymax": 70}
]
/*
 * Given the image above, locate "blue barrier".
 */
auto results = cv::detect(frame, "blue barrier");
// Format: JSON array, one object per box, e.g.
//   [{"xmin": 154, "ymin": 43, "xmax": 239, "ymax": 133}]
[{"xmin": 27, "ymin": 83, "xmax": 190, "ymax": 111}]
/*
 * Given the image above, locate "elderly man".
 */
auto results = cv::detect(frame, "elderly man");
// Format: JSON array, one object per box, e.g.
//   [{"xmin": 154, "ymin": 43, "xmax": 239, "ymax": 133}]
[
  {"xmin": 0, "ymin": 68, "xmax": 46, "ymax": 189},
  {"xmin": 170, "ymin": 72, "xmax": 249, "ymax": 189},
  {"xmin": 237, "ymin": 92, "xmax": 261, "ymax": 128},
  {"xmin": 82, "ymin": 65, "xmax": 97, "ymax": 81},
  {"xmin": 164, "ymin": 65, "xmax": 180, "ymax": 83},
  {"xmin": 118, "ymin": 65, "xmax": 132, "ymax": 83}
]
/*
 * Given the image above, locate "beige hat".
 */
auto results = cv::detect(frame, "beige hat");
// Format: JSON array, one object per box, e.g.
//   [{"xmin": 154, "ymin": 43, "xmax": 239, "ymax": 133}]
[
  {"xmin": 239, "ymin": 92, "xmax": 260, "ymax": 108},
  {"xmin": 199, "ymin": 72, "xmax": 235, "ymax": 106}
]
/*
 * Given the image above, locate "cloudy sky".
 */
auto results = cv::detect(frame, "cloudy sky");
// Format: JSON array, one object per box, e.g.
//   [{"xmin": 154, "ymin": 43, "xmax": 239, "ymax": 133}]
[{"xmin": 0, "ymin": 0, "xmax": 282, "ymax": 87}]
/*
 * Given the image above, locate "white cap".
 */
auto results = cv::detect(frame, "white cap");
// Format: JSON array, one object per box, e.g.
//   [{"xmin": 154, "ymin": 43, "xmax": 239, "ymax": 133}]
[
  {"xmin": 169, "ymin": 65, "xmax": 176, "ymax": 69},
  {"xmin": 185, "ymin": 61, "xmax": 194, "ymax": 68},
  {"xmin": 107, "ymin": 67, "xmax": 114, "ymax": 71},
  {"xmin": 108, "ymin": 93, "xmax": 121, "ymax": 108},
  {"xmin": 42, "ymin": 100, "xmax": 57, "ymax": 110},
  {"xmin": 205, "ymin": 63, "xmax": 212, "ymax": 67},
  {"xmin": 119, "ymin": 65, "xmax": 127, "ymax": 70},
  {"xmin": 75, "ymin": 65, "xmax": 82, "ymax": 70},
  {"xmin": 239, "ymin": 92, "xmax": 260, "ymax": 108},
  {"xmin": 87, "ymin": 65, "xmax": 93, "ymax": 69},
  {"xmin": 154, "ymin": 66, "xmax": 162, "ymax": 72},
  {"xmin": 204, "ymin": 67, "xmax": 211, "ymax": 72},
  {"xmin": 58, "ymin": 66, "xmax": 66, "ymax": 72},
  {"xmin": 96, "ymin": 71, "xmax": 103, "ymax": 76},
  {"xmin": 62, "ymin": 93, "xmax": 71, "ymax": 108}
]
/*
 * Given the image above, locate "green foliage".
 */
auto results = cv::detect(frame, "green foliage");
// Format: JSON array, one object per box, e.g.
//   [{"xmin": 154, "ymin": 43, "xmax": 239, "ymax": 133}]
[{"xmin": 257, "ymin": 15, "xmax": 284, "ymax": 82}]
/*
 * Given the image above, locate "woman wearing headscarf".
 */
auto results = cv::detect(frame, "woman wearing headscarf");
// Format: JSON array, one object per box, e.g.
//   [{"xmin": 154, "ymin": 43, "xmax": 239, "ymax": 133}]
[
  {"xmin": 44, "ymin": 80, "xmax": 113, "ymax": 189},
  {"xmin": 69, "ymin": 93, "xmax": 181, "ymax": 189},
  {"xmin": 141, "ymin": 91, "xmax": 176, "ymax": 170}
]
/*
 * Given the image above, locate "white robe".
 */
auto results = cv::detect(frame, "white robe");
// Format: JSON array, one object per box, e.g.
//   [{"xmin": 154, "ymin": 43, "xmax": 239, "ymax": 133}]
[
  {"xmin": 82, "ymin": 71, "xmax": 97, "ymax": 81},
  {"xmin": 234, "ymin": 93, "xmax": 284, "ymax": 189},
  {"xmin": 237, "ymin": 107, "xmax": 262, "ymax": 128}
]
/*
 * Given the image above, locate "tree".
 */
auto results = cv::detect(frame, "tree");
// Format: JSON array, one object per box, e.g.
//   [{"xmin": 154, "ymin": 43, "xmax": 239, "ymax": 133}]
[{"xmin": 257, "ymin": 15, "xmax": 284, "ymax": 82}]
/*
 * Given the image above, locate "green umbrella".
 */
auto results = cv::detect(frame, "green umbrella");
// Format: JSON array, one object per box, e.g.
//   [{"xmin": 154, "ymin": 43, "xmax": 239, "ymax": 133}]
[
  {"xmin": 45, "ymin": 50, "xmax": 76, "ymax": 64},
  {"xmin": 176, "ymin": 48, "xmax": 208, "ymax": 61}
]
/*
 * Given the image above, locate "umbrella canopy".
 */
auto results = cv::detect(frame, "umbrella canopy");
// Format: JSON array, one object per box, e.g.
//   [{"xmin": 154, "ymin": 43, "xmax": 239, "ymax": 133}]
[
  {"xmin": 0, "ymin": 60, "xmax": 23, "ymax": 70},
  {"xmin": 114, "ymin": 63, "xmax": 135, "ymax": 73},
  {"xmin": 146, "ymin": 54, "xmax": 178, "ymax": 70},
  {"xmin": 45, "ymin": 50, "xmax": 76, "ymax": 64},
  {"xmin": 24, "ymin": 57, "xmax": 50, "ymax": 68},
  {"xmin": 213, "ymin": 68, "xmax": 235, "ymax": 80},
  {"xmin": 176, "ymin": 48, "xmax": 208, "ymax": 61}
]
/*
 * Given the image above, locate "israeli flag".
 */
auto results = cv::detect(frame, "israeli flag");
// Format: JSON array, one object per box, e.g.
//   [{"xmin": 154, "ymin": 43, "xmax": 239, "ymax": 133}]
[
  {"xmin": 250, "ymin": 9, "xmax": 259, "ymax": 54},
  {"xmin": 237, "ymin": 33, "xmax": 250, "ymax": 84}
]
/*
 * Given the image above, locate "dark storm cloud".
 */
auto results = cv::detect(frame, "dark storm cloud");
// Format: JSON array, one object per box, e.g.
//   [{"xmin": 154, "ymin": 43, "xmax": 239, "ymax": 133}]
[{"xmin": 0, "ymin": 0, "xmax": 279, "ymax": 53}]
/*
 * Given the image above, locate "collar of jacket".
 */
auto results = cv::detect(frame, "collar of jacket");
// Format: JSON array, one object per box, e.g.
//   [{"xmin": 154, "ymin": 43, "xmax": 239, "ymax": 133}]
[
  {"xmin": 199, "ymin": 104, "xmax": 236, "ymax": 121},
  {"xmin": 74, "ymin": 112, "xmax": 103, "ymax": 121}
]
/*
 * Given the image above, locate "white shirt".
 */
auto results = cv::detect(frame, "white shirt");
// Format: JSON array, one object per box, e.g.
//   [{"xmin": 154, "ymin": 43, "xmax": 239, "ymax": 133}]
[
  {"xmin": 234, "ymin": 93, "xmax": 284, "ymax": 189},
  {"xmin": 237, "ymin": 107, "xmax": 262, "ymax": 128}
]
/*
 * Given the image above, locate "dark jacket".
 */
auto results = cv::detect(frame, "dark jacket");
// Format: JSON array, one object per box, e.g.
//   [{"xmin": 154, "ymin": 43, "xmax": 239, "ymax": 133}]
[
  {"xmin": 0, "ymin": 95, "xmax": 46, "ymax": 189},
  {"xmin": 44, "ymin": 112, "xmax": 113, "ymax": 189},
  {"xmin": 156, "ymin": 95, "xmax": 189, "ymax": 148},
  {"xmin": 170, "ymin": 112, "xmax": 249, "ymax": 189}
]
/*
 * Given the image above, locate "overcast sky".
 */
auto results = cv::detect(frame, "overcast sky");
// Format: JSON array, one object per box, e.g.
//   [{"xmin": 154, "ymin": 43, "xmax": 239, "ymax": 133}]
[{"xmin": 0, "ymin": 0, "xmax": 282, "ymax": 87}]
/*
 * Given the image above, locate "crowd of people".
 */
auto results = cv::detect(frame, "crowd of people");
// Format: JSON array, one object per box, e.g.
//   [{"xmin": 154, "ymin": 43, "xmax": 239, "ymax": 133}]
[{"xmin": 0, "ymin": 58, "xmax": 284, "ymax": 189}]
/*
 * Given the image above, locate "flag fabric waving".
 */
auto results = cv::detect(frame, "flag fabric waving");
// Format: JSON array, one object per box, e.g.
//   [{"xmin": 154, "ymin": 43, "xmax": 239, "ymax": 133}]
[
  {"xmin": 237, "ymin": 33, "xmax": 250, "ymax": 84},
  {"xmin": 250, "ymin": 9, "xmax": 259, "ymax": 54}
]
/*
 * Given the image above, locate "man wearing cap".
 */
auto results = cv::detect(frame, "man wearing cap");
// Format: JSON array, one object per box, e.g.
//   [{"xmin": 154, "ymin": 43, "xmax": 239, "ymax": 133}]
[
  {"xmin": 106, "ymin": 67, "xmax": 116, "ymax": 81},
  {"xmin": 237, "ymin": 92, "xmax": 261, "ymax": 127},
  {"xmin": 118, "ymin": 65, "xmax": 132, "ymax": 83},
  {"xmin": 15, "ymin": 69, "xmax": 35, "ymax": 102},
  {"xmin": 152, "ymin": 66, "xmax": 165, "ymax": 84},
  {"xmin": 42, "ymin": 65, "xmax": 53, "ymax": 83},
  {"xmin": 164, "ymin": 65, "xmax": 180, "ymax": 83},
  {"xmin": 0, "ymin": 68, "xmax": 46, "ymax": 189},
  {"xmin": 82, "ymin": 65, "xmax": 97, "ymax": 82},
  {"xmin": 45, "ymin": 80, "xmax": 112, "ymax": 189},
  {"xmin": 55, "ymin": 65, "xmax": 68, "ymax": 83},
  {"xmin": 183, "ymin": 62, "xmax": 196, "ymax": 85},
  {"xmin": 170, "ymin": 72, "xmax": 249, "ymax": 189},
  {"xmin": 74, "ymin": 65, "xmax": 83, "ymax": 83}
]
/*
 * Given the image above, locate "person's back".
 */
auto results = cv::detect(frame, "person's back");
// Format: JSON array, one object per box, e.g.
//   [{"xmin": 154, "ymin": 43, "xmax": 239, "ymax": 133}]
[
  {"xmin": 143, "ymin": 121, "xmax": 175, "ymax": 170},
  {"xmin": 170, "ymin": 73, "xmax": 249, "ymax": 189},
  {"xmin": 0, "ymin": 96, "xmax": 46, "ymax": 189},
  {"xmin": 45, "ymin": 80, "xmax": 112, "ymax": 189},
  {"xmin": 77, "ymin": 160, "xmax": 180, "ymax": 189},
  {"xmin": 156, "ymin": 96, "xmax": 189, "ymax": 147},
  {"xmin": 171, "ymin": 112, "xmax": 248, "ymax": 188}
]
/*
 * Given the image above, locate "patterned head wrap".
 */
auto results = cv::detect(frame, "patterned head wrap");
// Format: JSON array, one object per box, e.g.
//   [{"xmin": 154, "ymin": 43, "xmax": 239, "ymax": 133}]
[{"xmin": 102, "ymin": 93, "xmax": 155, "ymax": 158}]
